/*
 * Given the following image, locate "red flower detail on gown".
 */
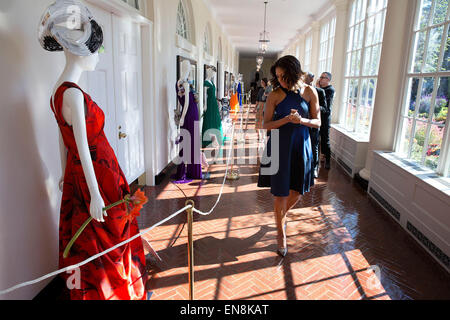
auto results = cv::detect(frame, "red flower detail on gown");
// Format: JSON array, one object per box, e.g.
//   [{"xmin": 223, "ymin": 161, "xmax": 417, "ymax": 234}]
[{"xmin": 51, "ymin": 82, "xmax": 147, "ymax": 300}]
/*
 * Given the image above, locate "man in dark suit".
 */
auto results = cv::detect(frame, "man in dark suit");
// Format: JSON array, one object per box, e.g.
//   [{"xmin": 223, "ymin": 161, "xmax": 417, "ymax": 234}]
[
  {"xmin": 317, "ymin": 72, "xmax": 335, "ymax": 170},
  {"xmin": 305, "ymin": 72, "xmax": 327, "ymax": 178}
]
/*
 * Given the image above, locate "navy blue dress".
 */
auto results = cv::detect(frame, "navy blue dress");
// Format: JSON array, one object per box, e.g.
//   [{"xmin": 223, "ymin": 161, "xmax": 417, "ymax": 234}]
[{"xmin": 258, "ymin": 87, "xmax": 314, "ymax": 197}]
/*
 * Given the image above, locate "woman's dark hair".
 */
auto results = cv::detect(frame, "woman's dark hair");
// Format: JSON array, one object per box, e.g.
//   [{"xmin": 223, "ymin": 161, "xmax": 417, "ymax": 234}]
[
  {"xmin": 261, "ymin": 78, "xmax": 268, "ymax": 86},
  {"xmin": 270, "ymin": 55, "xmax": 304, "ymax": 90}
]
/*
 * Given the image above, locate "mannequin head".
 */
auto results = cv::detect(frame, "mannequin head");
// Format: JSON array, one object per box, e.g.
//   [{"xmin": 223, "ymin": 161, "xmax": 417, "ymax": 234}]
[
  {"xmin": 64, "ymin": 49, "xmax": 99, "ymax": 72},
  {"xmin": 180, "ymin": 60, "xmax": 191, "ymax": 81},
  {"xmin": 206, "ymin": 68, "xmax": 216, "ymax": 81}
]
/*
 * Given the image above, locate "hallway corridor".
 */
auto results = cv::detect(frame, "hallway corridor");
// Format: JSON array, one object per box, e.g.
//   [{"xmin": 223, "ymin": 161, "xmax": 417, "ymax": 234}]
[{"xmin": 137, "ymin": 109, "xmax": 450, "ymax": 300}]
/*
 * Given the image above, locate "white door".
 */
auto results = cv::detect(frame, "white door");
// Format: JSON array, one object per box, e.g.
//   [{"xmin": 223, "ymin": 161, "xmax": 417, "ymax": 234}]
[
  {"xmin": 112, "ymin": 14, "xmax": 145, "ymax": 183},
  {"xmin": 79, "ymin": 4, "xmax": 118, "ymax": 154}
]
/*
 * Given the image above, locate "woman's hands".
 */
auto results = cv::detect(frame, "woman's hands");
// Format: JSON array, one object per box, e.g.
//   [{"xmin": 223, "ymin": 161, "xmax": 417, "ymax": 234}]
[
  {"xmin": 285, "ymin": 109, "xmax": 303, "ymax": 124},
  {"xmin": 90, "ymin": 192, "xmax": 107, "ymax": 223}
]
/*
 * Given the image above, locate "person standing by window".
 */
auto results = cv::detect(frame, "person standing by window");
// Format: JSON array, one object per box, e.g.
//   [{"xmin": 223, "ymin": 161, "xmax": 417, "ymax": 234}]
[
  {"xmin": 317, "ymin": 72, "xmax": 335, "ymax": 169},
  {"xmin": 305, "ymin": 72, "xmax": 327, "ymax": 178}
]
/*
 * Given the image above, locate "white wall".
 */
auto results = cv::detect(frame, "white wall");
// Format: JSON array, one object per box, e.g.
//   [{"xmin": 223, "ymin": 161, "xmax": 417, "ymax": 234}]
[{"xmin": 0, "ymin": 0, "xmax": 67, "ymax": 300}]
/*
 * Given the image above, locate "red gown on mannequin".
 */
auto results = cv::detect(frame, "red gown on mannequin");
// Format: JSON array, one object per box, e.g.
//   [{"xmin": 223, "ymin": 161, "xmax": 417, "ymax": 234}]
[{"xmin": 51, "ymin": 82, "xmax": 147, "ymax": 300}]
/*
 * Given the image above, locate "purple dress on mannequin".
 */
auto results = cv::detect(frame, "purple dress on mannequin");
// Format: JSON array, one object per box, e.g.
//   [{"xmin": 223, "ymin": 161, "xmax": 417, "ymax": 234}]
[{"xmin": 172, "ymin": 81, "xmax": 203, "ymax": 183}]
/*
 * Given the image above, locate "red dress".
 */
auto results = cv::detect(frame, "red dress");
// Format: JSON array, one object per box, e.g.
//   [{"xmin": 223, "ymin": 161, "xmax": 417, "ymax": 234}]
[{"xmin": 51, "ymin": 82, "xmax": 147, "ymax": 300}]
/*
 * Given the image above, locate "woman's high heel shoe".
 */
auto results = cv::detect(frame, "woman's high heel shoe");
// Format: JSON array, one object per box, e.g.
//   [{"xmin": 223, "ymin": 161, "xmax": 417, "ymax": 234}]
[
  {"xmin": 277, "ymin": 247, "xmax": 288, "ymax": 257},
  {"xmin": 277, "ymin": 222, "xmax": 288, "ymax": 257}
]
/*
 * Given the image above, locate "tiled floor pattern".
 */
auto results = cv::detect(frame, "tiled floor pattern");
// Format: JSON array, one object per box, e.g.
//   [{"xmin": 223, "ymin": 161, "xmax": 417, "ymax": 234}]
[{"xmin": 137, "ymin": 107, "xmax": 450, "ymax": 300}]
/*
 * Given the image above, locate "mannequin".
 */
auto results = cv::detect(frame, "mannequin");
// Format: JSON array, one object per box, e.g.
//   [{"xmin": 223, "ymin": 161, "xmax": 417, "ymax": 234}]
[
  {"xmin": 202, "ymin": 67, "xmax": 223, "ymax": 150},
  {"xmin": 178, "ymin": 60, "xmax": 191, "ymax": 128},
  {"xmin": 40, "ymin": 1, "xmax": 148, "ymax": 299},
  {"xmin": 173, "ymin": 60, "xmax": 203, "ymax": 182},
  {"xmin": 52, "ymin": 50, "xmax": 105, "ymax": 223}
]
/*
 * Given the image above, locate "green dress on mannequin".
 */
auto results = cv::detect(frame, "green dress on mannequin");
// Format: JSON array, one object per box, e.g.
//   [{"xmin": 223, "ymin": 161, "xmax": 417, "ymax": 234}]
[{"xmin": 202, "ymin": 80, "xmax": 224, "ymax": 148}]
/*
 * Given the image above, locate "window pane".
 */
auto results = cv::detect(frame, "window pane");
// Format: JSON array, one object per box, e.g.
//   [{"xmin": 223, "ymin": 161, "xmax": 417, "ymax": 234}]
[
  {"xmin": 441, "ymin": 26, "xmax": 450, "ymax": 71},
  {"xmin": 424, "ymin": 25, "xmax": 444, "ymax": 73},
  {"xmin": 432, "ymin": 0, "xmax": 449, "ymax": 25},
  {"xmin": 425, "ymin": 124, "xmax": 444, "ymax": 170},
  {"xmin": 363, "ymin": 47, "xmax": 372, "ymax": 75},
  {"xmin": 412, "ymin": 120, "xmax": 427, "ymax": 163},
  {"xmin": 348, "ymin": 27, "xmax": 354, "ymax": 52},
  {"xmin": 417, "ymin": 77, "xmax": 436, "ymax": 121},
  {"xmin": 368, "ymin": 78, "xmax": 377, "ymax": 106},
  {"xmin": 346, "ymin": 53, "xmax": 352, "ymax": 75},
  {"xmin": 360, "ymin": 78, "xmax": 368, "ymax": 106},
  {"xmin": 353, "ymin": 50, "xmax": 362, "ymax": 75},
  {"xmin": 413, "ymin": 31, "xmax": 427, "ymax": 72},
  {"xmin": 358, "ymin": 22, "xmax": 366, "ymax": 48},
  {"xmin": 367, "ymin": 0, "xmax": 377, "ymax": 15},
  {"xmin": 433, "ymin": 77, "xmax": 449, "ymax": 124},
  {"xmin": 366, "ymin": 16, "xmax": 375, "ymax": 46},
  {"xmin": 357, "ymin": 106, "xmax": 372, "ymax": 135},
  {"xmin": 418, "ymin": 0, "xmax": 433, "ymax": 30},
  {"xmin": 407, "ymin": 78, "xmax": 420, "ymax": 117},
  {"xmin": 370, "ymin": 44, "xmax": 381, "ymax": 75},
  {"xmin": 399, "ymin": 117, "xmax": 413, "ymax": 156},
  {"xmin": 346, "ymin": 103, "xmax": 357, "ymax": 130},
  {"xmin": 350, "ymin": 0, "xmax": 357, "ymax": 26}
]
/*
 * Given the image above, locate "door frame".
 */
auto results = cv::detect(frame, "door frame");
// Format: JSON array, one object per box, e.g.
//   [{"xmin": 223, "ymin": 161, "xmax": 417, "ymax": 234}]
[{"xmin": 86, "ymin": 0, "xmax": 157, "ymax": 186}]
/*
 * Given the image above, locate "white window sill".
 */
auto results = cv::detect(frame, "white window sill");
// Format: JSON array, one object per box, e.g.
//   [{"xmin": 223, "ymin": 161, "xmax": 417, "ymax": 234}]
[
  {"xmin": 376, "ymin": 151, "xmax": 450, "ymax": 197},
  {"xmin": 331, "ymin": 124, "xmax": 370, "ymax": 143}
]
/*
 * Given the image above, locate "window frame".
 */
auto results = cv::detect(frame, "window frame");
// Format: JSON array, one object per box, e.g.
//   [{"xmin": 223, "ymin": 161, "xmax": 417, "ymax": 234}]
[
  {"xmin": 176, "ymin": 0, "xmax": 190, "ymax": 41},
  {"xmin": 342, "ymin": 0, "xmax": 388, "ymax": 137},
  {"xmin": 395, "ymin": 0, "xmax": 450, "ymax": 176}
]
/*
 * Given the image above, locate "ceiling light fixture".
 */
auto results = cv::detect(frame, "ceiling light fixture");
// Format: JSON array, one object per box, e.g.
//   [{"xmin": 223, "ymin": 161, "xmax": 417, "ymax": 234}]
[{"xmin": 258, "ymin": 1, "xmax": 270, "ymax": 54}]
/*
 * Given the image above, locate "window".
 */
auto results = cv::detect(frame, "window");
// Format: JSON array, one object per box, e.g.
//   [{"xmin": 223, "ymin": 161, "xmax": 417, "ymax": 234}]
[
  {"xmin": 304, "ymin": 34, "xmax": 313, "ymax": 72},
  {"xmin": 177, "ymin": 0, "xmax": 189, "ymax": 41},
  {"xmin": 203, "ymin": 25, "xmax": 212, "ymax": 55},
  {"xmin": 397, "ymin": 0, "xmax": 450, "ymax": 176},
  {"xmin": 121, "ymin": 0, "xmax": 141, "ymax": 11},
  {"xmin": 343, "ymin": 0, "xmax": 388, "ymax": 137},
  {"xmin": 319, "ymin": 16, "xmax": 337, "ymax": 74}
]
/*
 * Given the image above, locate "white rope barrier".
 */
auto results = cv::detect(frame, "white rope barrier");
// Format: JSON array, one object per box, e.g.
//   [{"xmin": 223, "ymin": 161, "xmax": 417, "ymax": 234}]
[
  {"xmin": 193, "ymin": 123, "xmax": 236, "ymax": 216},
  {"xmin": 0, "ymin": 123, "xmax": 238, "ymax": 297}
]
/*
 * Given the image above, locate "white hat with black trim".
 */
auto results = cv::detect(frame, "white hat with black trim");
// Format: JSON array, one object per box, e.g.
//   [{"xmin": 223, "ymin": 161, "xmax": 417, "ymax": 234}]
[{"xmin": 38, "ymin": 0, "xmax": 103, "ymax": 56}]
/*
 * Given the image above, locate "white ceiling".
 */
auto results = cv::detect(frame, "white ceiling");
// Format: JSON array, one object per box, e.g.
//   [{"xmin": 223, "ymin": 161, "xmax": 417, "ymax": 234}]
[{"xmin": 206, "ymin": 0, "xmax": 333, "ymax": 57}]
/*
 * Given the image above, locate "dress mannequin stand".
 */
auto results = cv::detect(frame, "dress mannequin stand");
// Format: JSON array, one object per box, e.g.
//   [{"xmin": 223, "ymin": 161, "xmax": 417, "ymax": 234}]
[
  {"xmin": 202, "ymin": 68, "xmax": 223, "ymax": 149},
  {"xmin": 52, "ymin": 49, "xmax": 147, "ymax": 300},
  {"xmin": 172, "ymin": 60, "xmax": 203, "ymax": 183}
]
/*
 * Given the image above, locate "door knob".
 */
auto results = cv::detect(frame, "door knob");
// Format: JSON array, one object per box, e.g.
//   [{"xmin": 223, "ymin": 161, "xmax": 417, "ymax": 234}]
[{"xmin": 119, "ymin": 131, "xmax": 128, "ymax": 140}]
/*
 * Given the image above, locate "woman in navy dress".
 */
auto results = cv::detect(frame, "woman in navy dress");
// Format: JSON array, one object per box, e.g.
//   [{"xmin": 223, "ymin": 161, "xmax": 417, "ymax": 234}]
[{"xmin": 258, "ymin": 56, "xmax": 321, "ymax": 257}]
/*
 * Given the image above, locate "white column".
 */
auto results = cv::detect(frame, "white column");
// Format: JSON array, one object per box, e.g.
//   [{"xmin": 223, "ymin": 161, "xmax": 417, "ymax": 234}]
[
  {"xmin": 359, "ymin": 0, "xmax": 416, "ymax": 180},
  {"xmin": 331, "ymin": 0, "xmax": 351, "ymax": 124},
  {"xmin": 310, "ymin": 20, "xmax": 321, "ymax": 77},
  {"xmin": 297, "ymin": 34, "xmax": 306, "ymax": 66}
]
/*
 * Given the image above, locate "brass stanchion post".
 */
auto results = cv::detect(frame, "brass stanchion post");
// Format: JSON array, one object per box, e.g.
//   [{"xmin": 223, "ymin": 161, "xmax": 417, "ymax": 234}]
[{"xmin": 185, "ymin": 200, "xmax": 195, "ymax": 300}]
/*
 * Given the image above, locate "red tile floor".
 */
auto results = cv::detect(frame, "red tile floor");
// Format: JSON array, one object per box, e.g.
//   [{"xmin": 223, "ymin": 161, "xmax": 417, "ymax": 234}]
[{"xmin": 137, "ymin": 108, "xmax": 450, "ymax": 300}]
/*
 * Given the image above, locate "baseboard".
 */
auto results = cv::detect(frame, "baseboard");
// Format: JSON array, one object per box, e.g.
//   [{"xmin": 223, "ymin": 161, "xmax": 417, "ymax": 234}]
[
  {"xmin": 155, "ymin": 162, "xmax": 176, "ymax": 185},
  {"xmin": 354, "ymin": 172, "xmax": 369, "ymax": 191}
]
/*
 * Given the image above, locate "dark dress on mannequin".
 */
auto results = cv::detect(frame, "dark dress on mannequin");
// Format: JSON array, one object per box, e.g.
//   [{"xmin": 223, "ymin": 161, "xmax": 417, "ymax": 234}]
[
  {"xmin": 258, "ymin": 87, "xmax": 314, "ymax": 197},
  {"xmin": 172, "ymin": 80, "xmax": 203, "ymax": 183},
  {"xmin": 51, "ymin": 82, "xmax": 147, "ymax": 300},
  {"xmin": 202, "ymin": 80, "xmax": 224, "ymax": 148}
]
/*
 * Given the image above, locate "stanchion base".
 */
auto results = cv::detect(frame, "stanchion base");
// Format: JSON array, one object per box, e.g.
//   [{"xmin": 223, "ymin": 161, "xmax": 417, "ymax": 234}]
[{"xmin": 226, "ymin": 169, "xmax": 240, "ymax": 180}]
